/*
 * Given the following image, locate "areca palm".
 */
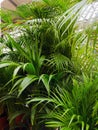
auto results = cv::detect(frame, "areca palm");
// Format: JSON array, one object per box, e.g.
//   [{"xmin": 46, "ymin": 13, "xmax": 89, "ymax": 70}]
[
  {"xmin": 27, "ymin": 75, "xmax": 98, "ymax": 130},
  {"xmin": 0, "ymin": 0, "xmax": 98, "ymax": 129}
]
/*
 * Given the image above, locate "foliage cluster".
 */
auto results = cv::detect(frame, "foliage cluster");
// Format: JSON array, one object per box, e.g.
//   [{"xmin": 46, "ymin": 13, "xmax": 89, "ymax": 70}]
[{"xmin": 0, "ymin": 0, "xmax": 98, "ymax": 130}]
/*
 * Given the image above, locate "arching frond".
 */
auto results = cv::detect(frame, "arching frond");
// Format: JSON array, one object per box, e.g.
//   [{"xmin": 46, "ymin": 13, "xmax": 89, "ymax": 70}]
[{"xmin": 49, "ymin": 53, "xmax": 70, "ymax": 71}]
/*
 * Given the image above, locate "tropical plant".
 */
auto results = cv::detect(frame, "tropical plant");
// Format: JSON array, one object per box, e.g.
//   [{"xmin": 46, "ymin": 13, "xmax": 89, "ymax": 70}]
[
  {"xmin": 27, "ymin": 75, "xmax": 98, "ymax": 130},
  {"xmin": 0, "ymin": 0, "xmax": 98, "ymax": 129}
]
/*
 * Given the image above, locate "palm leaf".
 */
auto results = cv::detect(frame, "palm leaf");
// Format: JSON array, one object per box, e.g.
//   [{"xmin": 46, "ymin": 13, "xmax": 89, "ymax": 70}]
[
  {"xmin": 23, "ymin": 63, "xmax": 36, "ymax": 74},
  {"xmin": 39, "ymin": 74, "xmax": 54, "ymax": 95},
  {"xmin": 7, "ymin": 35, "xmax": 32, "ymax": 62},
  {"xmin": 49, "ymin": 53, "xmax": 70, "ymax": 71},
  {"xmin": 18, "ymin": 75, "xmax": 38, "ymax": 97},
  {"xmin": 0, "ymin": 61, "xmax": 18, "ymax": 68},
  {"xmin": 13, "ymin": 65, "xmax": 22, "ymax": 79}
]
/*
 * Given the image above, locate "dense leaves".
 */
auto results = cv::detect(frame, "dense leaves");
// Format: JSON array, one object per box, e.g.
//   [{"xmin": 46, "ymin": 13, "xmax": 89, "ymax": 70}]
[
  {"xmin": 0, "ymin": 0, "xmax": 98, "ymax": 130},
  {"xmin": 28, "ymin": 76, "xmax": 98, "ymax": 130}
]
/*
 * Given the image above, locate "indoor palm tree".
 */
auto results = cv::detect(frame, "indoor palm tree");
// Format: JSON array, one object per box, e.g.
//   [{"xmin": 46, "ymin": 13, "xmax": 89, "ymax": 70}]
[
  {"xmin": 0, "ymin": 0, "xmax": 98, "ymax": 129},
  {"xmin": 27, "ymin": 75, "xmax": 98, "ymax": 130}
]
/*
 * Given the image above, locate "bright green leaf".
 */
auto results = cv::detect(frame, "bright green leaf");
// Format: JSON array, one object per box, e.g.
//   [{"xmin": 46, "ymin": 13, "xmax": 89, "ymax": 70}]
[{"xmin": 18, "ymin": 75, "xmax": 38, "ymax": 97}]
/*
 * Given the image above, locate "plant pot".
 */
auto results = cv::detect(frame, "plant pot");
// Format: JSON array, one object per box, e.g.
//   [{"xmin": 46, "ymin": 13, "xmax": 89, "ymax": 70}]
[
  {"xmin": 15, "ymin": 114, "xmax": 24, "ymax": 125},
  {"xmin": 15, "ymin": 114, "xmax": 28, "ymax": 130},
  {"xmin": 0, "ymin": 116, "xmax": 9, "ymax": 130}
]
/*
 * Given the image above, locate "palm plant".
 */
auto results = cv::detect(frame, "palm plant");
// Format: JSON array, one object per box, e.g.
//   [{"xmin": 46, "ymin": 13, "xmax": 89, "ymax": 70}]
[
  {"xmin": 0, "ymin": 0, "xmax": 98, "ymax": 129},
  {"xmin": 0, "ymin": 24, "xmax": 59, "ymax": 129},
  {"xmin": 27, "ymin": 75, "xmax": 98, "ymax": 130}
]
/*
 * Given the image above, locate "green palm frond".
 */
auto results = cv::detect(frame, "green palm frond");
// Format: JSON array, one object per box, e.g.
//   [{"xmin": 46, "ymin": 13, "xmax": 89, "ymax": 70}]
[
  {"xmin": 49, "ymin": 53, "xmax": 70, "ymax": 71},
  {"xmin": 56, "ymin": 0, "xmax": 91, "ymax": 32},
  {"xmin": 0, "ymin": 1, "xmax": 98, "ymax": 129},
  {"xmin": 27, "ymin": 76, "xmax": 98, "ymax": 129},
  {"xmin": 1, "ymin": 1, "xmax": 61, "ymax": 32}
]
